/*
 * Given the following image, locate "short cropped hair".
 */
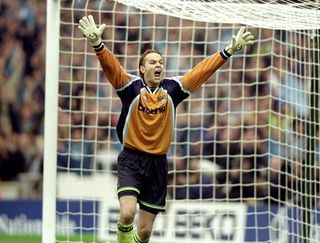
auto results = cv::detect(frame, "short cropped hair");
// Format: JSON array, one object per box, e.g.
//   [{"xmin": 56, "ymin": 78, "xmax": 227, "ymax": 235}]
[{"xmin": 138, "ymin": 49, "xmax": 162, "ymax": 79}]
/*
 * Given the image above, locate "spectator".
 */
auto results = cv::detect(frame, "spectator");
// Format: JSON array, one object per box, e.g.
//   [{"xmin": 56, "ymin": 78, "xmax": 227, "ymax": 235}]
[
  {"xmin": 267, "ymin": 156, "xmax": 299, "ymax": 204},
  {"xmin": 0, "ymin": 134, "xmax": 26, "ymax": 181},
  {"xmin": 58, "ymin": 127, "xmax": 94, "ymax": 175},
  {"xmin": 169, "ymin": 157, "xmax": 215, "ymax": 200}
]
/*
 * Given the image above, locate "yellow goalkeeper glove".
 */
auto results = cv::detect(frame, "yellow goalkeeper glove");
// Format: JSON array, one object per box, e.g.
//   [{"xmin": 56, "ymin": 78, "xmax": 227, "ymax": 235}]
[
  {"xmin": 225, "ymin": 26, "xmax": 254, "ymax": 55},
  {"xmin": 78, "ymin": 15, "xmax": 106, "ymax": 47}
]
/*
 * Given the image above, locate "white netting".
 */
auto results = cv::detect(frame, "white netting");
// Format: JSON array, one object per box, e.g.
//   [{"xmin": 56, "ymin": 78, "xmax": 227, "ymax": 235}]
[
  {"xmin": 50, "ymin": 0, "xmax": 320, "ymax": 242},
  {"xmin": 114, "ymin": 0, "xmax": 320, "ymax": 30}
]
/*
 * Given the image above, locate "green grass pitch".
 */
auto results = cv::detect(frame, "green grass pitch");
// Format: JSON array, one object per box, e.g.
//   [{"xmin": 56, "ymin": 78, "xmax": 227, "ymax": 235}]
[{"xmin": 0, "ymin": 234, "xmax": 108, "ymax": 243}]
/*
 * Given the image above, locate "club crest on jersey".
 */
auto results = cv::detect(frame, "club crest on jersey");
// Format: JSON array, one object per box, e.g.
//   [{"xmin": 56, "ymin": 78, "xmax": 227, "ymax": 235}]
[{"xmin": 158, "ymin": 93, "xmax": 166, "ymax": 103}]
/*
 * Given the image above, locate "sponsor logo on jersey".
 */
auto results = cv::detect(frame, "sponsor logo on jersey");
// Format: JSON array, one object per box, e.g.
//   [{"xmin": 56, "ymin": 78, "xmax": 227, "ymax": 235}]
[{"xmin": 138, "ymin": 102, "xmax": 166, "ymax": 114}]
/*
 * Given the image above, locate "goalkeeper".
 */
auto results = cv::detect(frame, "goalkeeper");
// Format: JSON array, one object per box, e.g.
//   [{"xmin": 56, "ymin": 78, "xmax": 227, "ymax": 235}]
[{"xmin": 78, "ymin": 15, "xmax": 254, "ymax": 243}]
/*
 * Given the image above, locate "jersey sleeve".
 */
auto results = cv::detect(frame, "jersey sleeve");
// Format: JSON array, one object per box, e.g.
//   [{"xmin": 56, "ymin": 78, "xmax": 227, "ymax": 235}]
[
  {"xmin": 181, "ymin": 51, "xmax": 228, "ymax": 93},
  {"xmin": 95, "ymin": 45, "xmax": 131, "ymax": 90}
]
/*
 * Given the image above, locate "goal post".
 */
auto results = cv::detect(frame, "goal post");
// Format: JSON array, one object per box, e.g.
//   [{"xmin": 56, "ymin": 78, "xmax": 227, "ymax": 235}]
[
  {"xmin": 42, "ymin": 0, "xmax": 60, "ymax": 242},
  {"xmin": 43, "ymin": 0, "xmax": 320, "ymax": 242}
]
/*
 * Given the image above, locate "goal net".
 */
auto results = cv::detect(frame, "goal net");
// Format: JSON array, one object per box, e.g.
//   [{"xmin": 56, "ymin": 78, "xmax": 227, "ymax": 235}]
[{"xmin": 44, "ymin": 0, "xmax": 320, "ymax": 242}]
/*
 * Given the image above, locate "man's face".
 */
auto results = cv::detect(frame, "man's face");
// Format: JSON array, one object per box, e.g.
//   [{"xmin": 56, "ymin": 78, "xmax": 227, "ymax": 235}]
[{"xmin": 140, "ymin": 52, "xmax": 164, "ymax": 87}]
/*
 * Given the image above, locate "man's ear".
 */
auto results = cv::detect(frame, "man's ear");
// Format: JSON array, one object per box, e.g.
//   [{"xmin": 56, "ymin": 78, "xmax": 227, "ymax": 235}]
[{"xmin": 140, "ymin": 65, "xmax": 145, "ymax": 74}]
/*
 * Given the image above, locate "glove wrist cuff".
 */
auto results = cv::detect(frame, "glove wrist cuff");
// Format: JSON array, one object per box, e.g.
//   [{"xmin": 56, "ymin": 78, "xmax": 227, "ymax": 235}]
[
  {"xmin": 221, "ymin": 48, "xmax": 232, "ymax": 60},
  {"xmin": 93, "ymin": 42, "xmax": 104, "ymax": 52}
]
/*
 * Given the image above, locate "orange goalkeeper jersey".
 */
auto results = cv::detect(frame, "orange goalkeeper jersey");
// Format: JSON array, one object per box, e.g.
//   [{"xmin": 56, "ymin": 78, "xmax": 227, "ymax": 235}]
[{"xmin": 96, "ymin": 46, "xmax": 227, "ymax": 155}]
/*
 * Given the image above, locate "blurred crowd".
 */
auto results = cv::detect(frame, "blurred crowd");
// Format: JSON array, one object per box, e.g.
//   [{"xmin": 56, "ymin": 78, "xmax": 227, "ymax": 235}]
[
  {"xmin": 1, "ymin": 0, "xmax": 319, "ymax": 205},
  {"xmin": 0, "ymin": 0, "xmax": 45, "ymax": 185}
]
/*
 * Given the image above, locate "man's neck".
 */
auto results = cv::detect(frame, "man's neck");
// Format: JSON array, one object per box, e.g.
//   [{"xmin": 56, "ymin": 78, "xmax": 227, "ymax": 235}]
[{"xmin": 144, "ymin": 79, "xmax": 160, "ymax": 90}]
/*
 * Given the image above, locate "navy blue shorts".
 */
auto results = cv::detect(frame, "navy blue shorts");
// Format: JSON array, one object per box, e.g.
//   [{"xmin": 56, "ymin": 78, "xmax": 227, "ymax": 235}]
[{"xmin": 117, "ymin": 147, "xmax": 168, "ymax": 215}]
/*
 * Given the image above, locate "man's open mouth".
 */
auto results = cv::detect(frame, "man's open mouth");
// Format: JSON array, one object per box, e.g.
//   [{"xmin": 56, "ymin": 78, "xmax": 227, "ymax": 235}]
[{"xmin": 154, "ymin": 70, "xmax": 161, "ymax": 77}]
